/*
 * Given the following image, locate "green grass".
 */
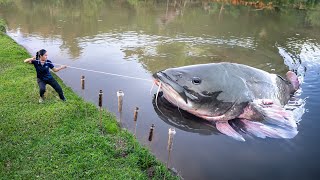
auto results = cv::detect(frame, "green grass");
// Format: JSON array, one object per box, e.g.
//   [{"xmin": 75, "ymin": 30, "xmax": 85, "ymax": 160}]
[{"xmin": 0, "ymin": 20, "xmax": 178, "ymax": 179}]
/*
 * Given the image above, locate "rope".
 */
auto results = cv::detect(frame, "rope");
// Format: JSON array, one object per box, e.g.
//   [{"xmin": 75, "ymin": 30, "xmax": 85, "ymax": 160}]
[{"xmin": 53, "ymin": 63, "xmax": 153, "ymax": 82}]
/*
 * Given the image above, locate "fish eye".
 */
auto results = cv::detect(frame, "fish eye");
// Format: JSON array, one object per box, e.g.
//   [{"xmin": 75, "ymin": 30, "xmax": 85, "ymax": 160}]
[{"xmin": 192, "ymin": 77, "xmax": 201, "ymax": 85}]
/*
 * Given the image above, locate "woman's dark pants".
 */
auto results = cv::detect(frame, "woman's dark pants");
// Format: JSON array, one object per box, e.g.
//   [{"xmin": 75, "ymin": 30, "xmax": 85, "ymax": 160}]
[{"xmin": 37, "ymin": 78, "xmax": 65, "ymax": 100}]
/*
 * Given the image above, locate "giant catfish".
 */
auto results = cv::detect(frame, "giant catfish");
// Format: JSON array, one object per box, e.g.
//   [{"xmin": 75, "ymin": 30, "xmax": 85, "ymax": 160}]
[{"xmin": 153, "ymin": 62, "xmax": 301, "ymax": 141}]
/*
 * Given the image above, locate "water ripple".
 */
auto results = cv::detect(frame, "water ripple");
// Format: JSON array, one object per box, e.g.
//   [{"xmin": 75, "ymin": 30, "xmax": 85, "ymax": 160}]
[{"xmin": 77, "ymin": 31, "xmax": 257, "ymax": 60}]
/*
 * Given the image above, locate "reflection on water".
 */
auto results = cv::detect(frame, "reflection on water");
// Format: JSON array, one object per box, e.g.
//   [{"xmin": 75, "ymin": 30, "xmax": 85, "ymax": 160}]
[
  {"xmin": 1, "ymin": 0, "xmax": 320, "ymax": 179},
  {"xmin": 152, "ymin": 92, "xmax": 219, "ymax": 135}
]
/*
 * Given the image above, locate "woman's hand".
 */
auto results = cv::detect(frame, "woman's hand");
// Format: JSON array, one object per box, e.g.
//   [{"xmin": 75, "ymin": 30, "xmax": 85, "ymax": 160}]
[
  {"xmin": 61, "ymin": 65, "xmax": 67, "ymax": 69},
  {"xmin": 53, "ymin": 65, "xmax": 67, "ymax": 72},
  {"xmin": 24, "ymin": 57, "xmax": 35, "ymax": 63}
]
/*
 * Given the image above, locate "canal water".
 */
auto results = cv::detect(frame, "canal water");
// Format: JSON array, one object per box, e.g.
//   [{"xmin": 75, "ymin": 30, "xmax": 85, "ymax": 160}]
[{"xmin": 1, "ymin": 1, "xmax": 320, "ymax": 179}]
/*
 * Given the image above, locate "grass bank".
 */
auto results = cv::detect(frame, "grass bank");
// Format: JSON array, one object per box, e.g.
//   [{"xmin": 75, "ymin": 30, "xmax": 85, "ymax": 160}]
[{"xmin": 0, "ymin": 19, "xmax": 178, "ymax": 179}]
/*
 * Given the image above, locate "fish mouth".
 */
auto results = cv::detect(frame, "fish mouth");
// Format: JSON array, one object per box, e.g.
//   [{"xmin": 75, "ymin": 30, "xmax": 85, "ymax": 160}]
[
  {"xmin": 153, "ymin": 72, "xmax": 217, "ymax": 118},
  {"xmin": 153, "ymin": 71, "xmax": 188, "ymax": 104}
]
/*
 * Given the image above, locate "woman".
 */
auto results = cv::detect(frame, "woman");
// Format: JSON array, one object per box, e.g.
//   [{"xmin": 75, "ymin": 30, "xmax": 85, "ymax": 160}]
[{"xmin": 24, "ymin": 49, "xmax": 67, "ymax": 103}]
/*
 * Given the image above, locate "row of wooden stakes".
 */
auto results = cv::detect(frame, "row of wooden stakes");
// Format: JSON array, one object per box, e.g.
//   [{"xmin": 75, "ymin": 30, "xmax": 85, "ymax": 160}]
[{"xmin": 81, "ymin": 75, "xmax": 176, "ymax": 169}]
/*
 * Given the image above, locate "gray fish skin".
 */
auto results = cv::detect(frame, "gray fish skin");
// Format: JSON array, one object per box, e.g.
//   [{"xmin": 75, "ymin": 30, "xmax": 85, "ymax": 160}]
[{"xmin": 153, "ymin": 62, "xmax": 298, "ymax": 141}]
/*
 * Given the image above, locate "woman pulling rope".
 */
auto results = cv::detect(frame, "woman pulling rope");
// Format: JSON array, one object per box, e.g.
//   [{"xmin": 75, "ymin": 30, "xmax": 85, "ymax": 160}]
[{"xmin": 24, "ymin": 49, "xmax": 67, "ymax": 103}]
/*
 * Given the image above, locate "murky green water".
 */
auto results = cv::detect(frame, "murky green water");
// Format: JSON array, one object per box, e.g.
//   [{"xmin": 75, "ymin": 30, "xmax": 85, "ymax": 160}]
[{"xmin": 1, "ymin": 0, "xmax": 320, "ymax": 179}]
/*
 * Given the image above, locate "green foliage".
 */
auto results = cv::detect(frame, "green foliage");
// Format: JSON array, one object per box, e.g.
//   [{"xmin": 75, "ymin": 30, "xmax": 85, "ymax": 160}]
[
  {"xmin": 0, "ymin": 32, "xmax": 178, "ymax": 179},
  {"xmin": 0, "ymin": 18, "xmax": 6, "ymax": 32},
  {"xmin": 127, "ymin": 0, "xmax": 143, "ymax": 6},
  {"xmin": 0, "ymin": 0, "xmax": 12, "ymax": 5},
  {"xmin": 307, "ymin": 4, "xmax": 320, "ymax": 26}
]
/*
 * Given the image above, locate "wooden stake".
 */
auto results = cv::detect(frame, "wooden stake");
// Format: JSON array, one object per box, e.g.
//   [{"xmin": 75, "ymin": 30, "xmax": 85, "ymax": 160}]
[
  {"xmin": 81, "ymin": 75, "xmax": 85, "ymax": 90},
  {"xmin": 146, "ymin": 124, "xmax": 155, "ymax": 167},
  {"xmin": 117, "ymin": 90, "xmax": 124, "ymax": 113},
  {"xmin": 81, "ymin": 75, "xmax": 87, "ymax": 117},
  {"xmin": 166, "ymin": 128, "xmax": 176, "ymax": 168},
  {"xmin": 117, "ymin": 90, "xmax": 124, "ymax": 125},
  {"xmin": 133, "ymin": 107, "xmax": 139, "ymax": 136},
  {"xmin": 99, "ymin": 90, "xmax": 103, "ymax": 132},
  {"xmin": 148, "ymin": 124, "xmax": 155, "ymax": 143}
]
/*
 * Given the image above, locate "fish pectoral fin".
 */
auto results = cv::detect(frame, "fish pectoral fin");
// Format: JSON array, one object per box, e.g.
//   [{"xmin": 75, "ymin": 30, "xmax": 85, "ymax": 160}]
[
  {"xmin": 251, "ymin": 99, "xmax": 297, "ymax": 129},
  {"xmin": 215, "ymin": 121, "xmax": 245, "ymax": 142},
  {"xmin": 240, "ymin": 119, "xmax": 298, "ymax": 139}
]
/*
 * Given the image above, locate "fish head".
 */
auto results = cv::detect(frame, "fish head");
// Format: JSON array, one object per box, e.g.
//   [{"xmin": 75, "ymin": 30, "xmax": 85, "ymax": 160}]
[{"xmin": 153, "ymin": 64, "xmax": 223, "ymax": 115}]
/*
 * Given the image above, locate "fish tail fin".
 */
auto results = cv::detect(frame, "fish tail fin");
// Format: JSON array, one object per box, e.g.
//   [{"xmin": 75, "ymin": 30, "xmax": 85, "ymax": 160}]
[
  {"xmin": 216, "ymin": 121, "xmax": 245, "ymax": 142},
  {"xmin": 240, "ymin": 119, "xmax": 298, "ymax": 139},
  {"xmin": 286, "ymin": 71, "xmax": 300, "ymax": 91}
]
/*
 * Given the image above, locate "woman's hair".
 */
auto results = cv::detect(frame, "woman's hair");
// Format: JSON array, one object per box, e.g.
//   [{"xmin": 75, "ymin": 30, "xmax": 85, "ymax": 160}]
[{"xmin": 36, "ymin": 49, "xmax": 47, "ymax": 60}]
